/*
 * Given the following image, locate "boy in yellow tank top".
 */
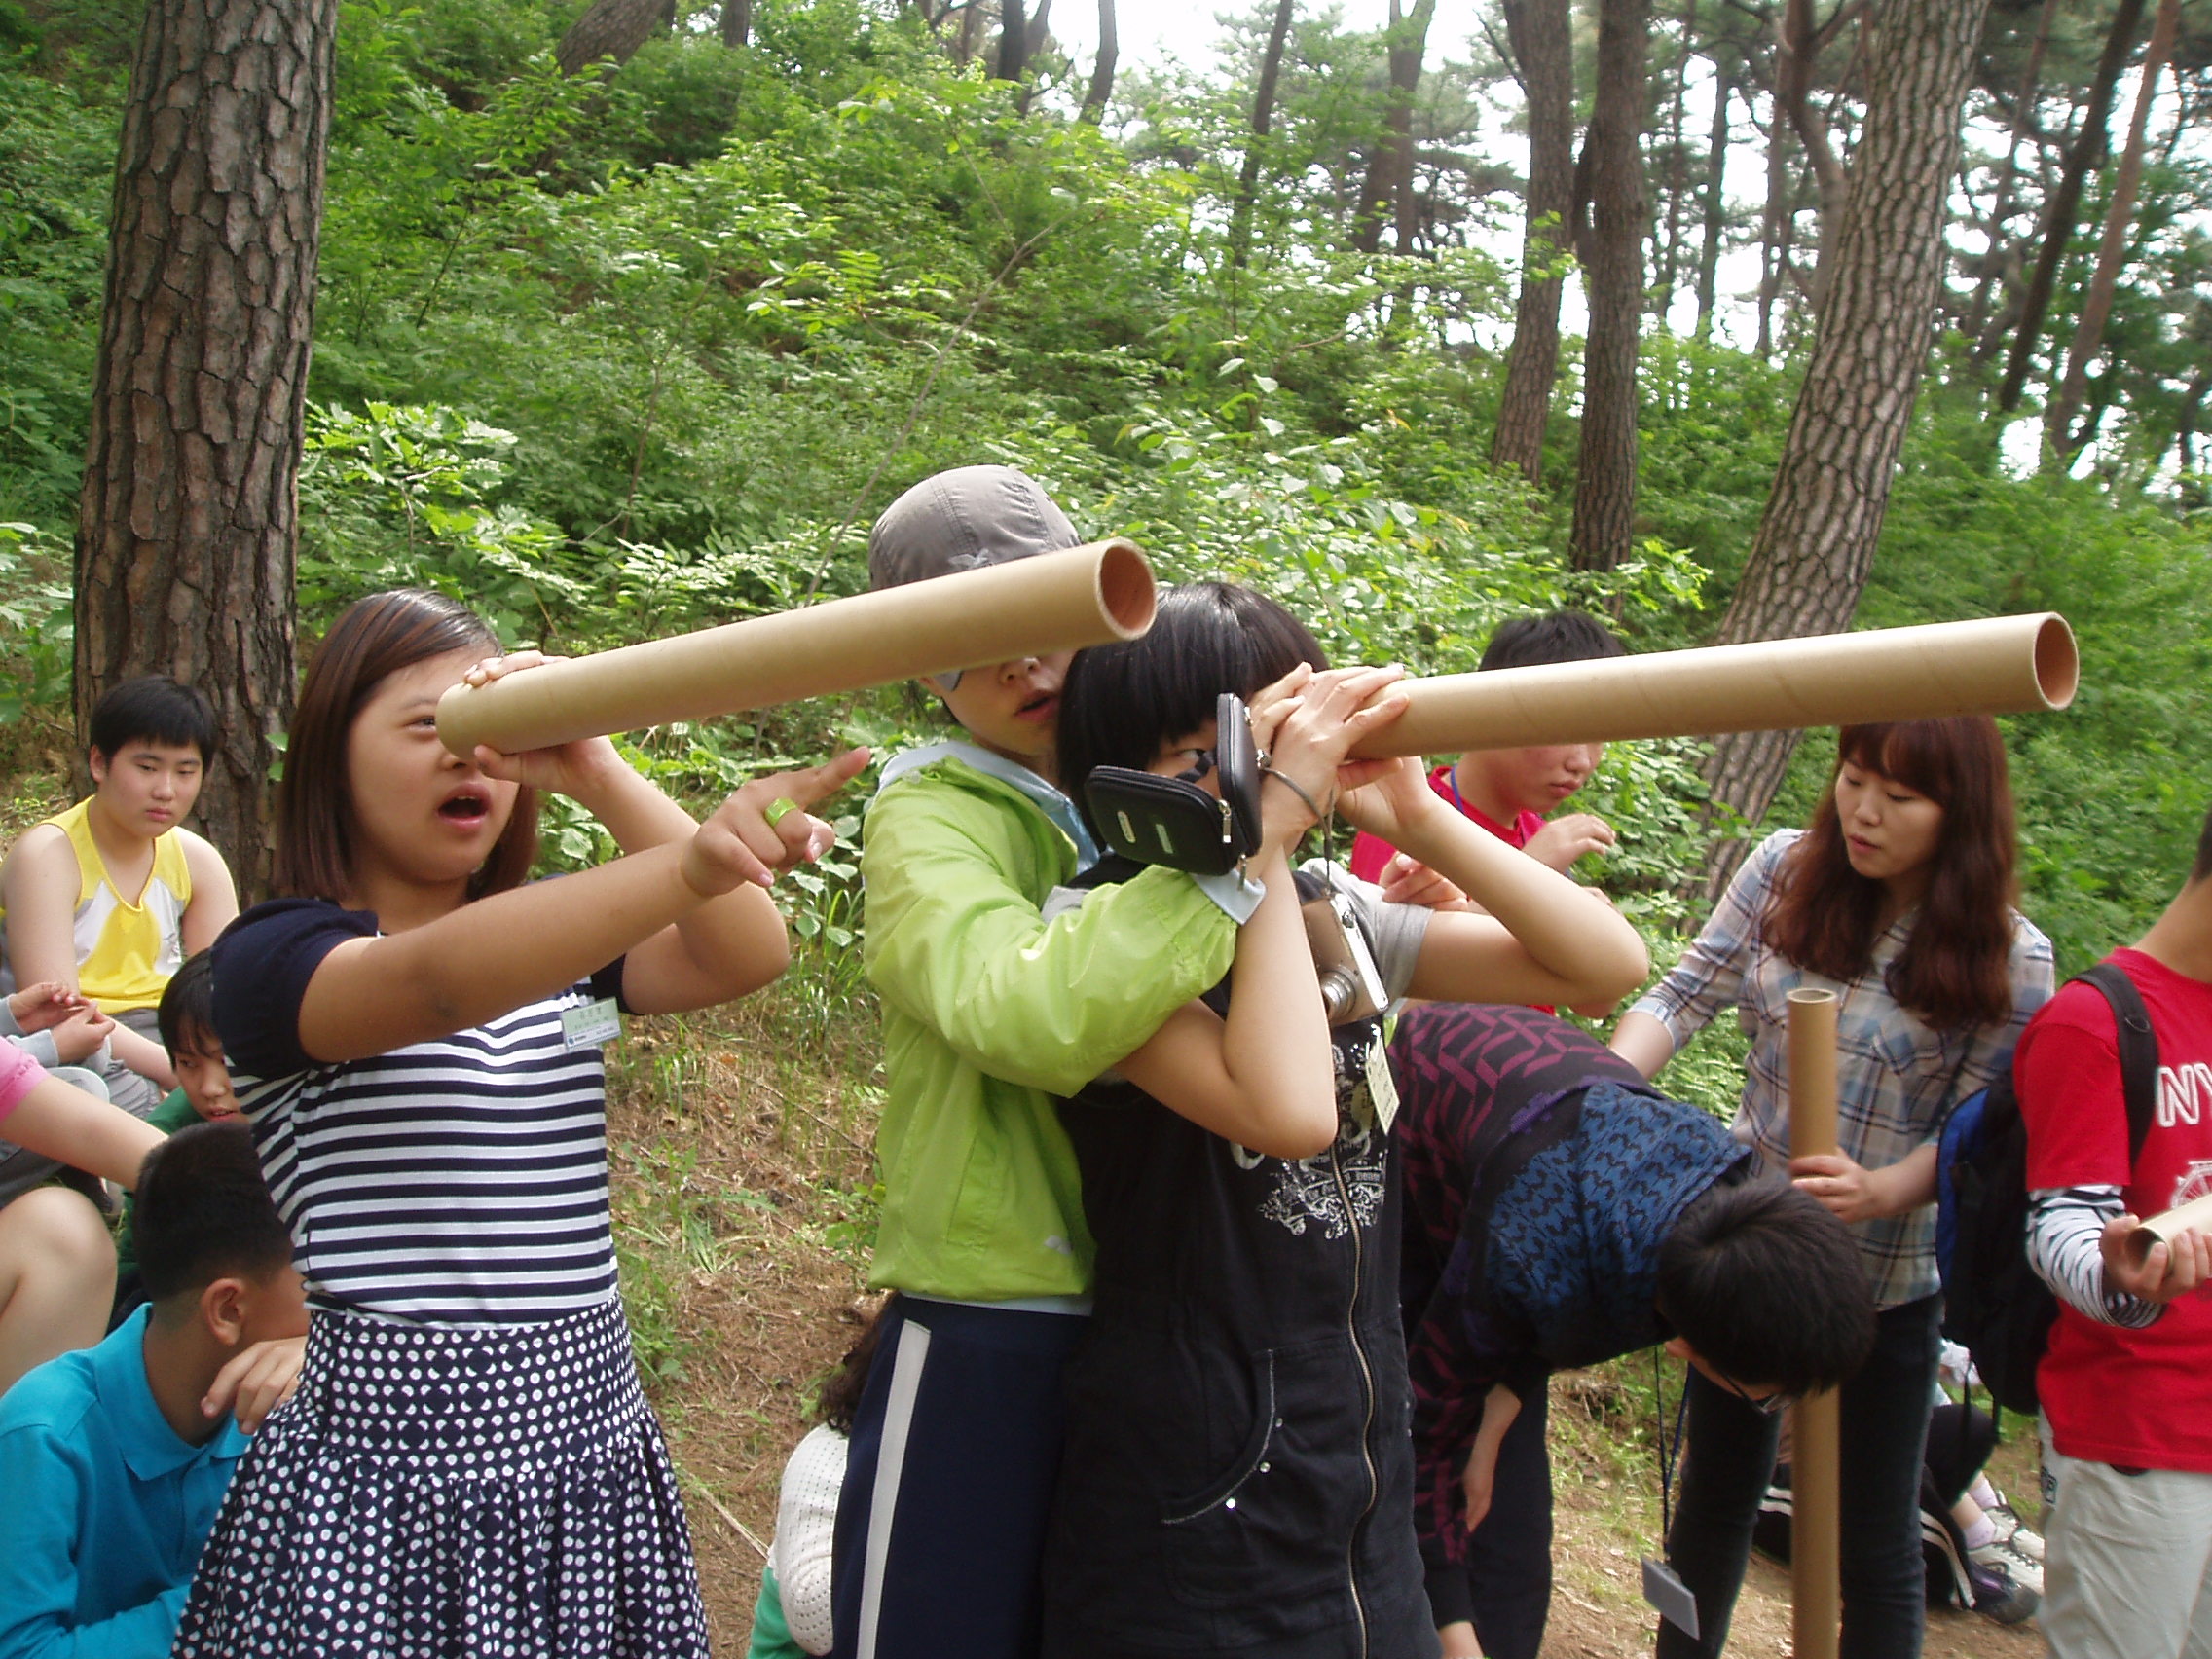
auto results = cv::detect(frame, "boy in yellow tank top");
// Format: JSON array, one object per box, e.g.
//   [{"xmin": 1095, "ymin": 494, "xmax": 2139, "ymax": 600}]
[{"xmin": 0, "ymin": 679, "xmax": 238, "ymax": 1198}]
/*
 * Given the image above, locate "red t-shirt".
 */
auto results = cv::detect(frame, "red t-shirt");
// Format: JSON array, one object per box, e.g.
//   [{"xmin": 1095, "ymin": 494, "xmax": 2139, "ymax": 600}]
[
  {"xmin": 2016, "ymin": 946, "xmax": 2212, "ymax": 1472},
  {"xmin": 1346, "ymin": 765, "xmax": 1546, "ymax": 882}
]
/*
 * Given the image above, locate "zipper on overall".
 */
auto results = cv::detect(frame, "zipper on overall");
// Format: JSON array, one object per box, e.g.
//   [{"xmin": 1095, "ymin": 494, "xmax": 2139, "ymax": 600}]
[{"xmin": 1330, "ymin": 1138, "xmax": 1378, "ymax": 1659}]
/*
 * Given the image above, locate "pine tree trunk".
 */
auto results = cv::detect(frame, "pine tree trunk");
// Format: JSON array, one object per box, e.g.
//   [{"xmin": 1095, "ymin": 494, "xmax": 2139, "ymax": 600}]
[
  {"xmin": 1998, "ymin": 0, "xmax": 2147, "ymax": 413},
  {"xmin": 1080, "ymin": 0, "xmax": 1117, "ymax": 121},
  {"xmin": 2044, "ymin": 0, "xmax": 2178, "ymax": 459},
  {"xmin": 997, "ymin": 0, "xmax": 1029, "ymax": 79},
  {"xmin": 1567, "ymin": 0, "xmax": 1649, "ymax": 572},
  {"xmin": 1698, "ymin": 0, "xmax": 1992, "ymax": 894},
  {"xmin": 1755, "ymin": 68, "xmax": 1788, "ymax": 355},
  {"xmin": 1229, "ymin": 0, "xmax": 1298, "ymax": 265},
  {"xmin": 1694, "ymin": 53, "xmax": 1732, "ymax": 334},
  {"xmin": 76, "ymin": 0, "xmax": 337, "ymax": 897},
  {"xmin": 1489, "ymin": 0, "xmax": 1574, "ymax": 481},
  {"xmin": 1654, "ymin": 0, "xmax": 1697, "ymax": 318},
  {"xmin": 1350, "ymin": 0, "xmax": 1436, "ymax": 255},
  {"xmin": 719, "ymin": 0, "xmax": 752, "ymax": 47},
  {"xmin": 556, "ymin": 0, "xmax": 676, "ymax": 75},
  {"xmin": 1962, "ymin": 0, "xmax": 2053, "ymax": 350}
]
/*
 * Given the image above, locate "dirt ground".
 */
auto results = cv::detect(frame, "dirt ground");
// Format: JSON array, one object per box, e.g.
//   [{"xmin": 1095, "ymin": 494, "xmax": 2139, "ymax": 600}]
[{"xmin": 612, "ymin": 1032, "xmax": 2053, "ymax": 1659}]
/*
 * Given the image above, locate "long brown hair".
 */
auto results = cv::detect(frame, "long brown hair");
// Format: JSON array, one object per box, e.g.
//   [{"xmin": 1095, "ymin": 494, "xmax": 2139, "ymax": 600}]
[
  {"xmin": 1764, "ymin": 718, "xmax": 2019, "ymax": 1033},
  {"xmin": 273, "ymin": 590, "xmax": 538, "ymax": 904}
]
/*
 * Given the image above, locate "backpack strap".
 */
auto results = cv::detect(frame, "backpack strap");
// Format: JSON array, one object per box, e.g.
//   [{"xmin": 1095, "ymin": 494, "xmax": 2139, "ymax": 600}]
[{"xmin": 2074, "ymin": 961, "xmax": 2161, "ymax": 1167}]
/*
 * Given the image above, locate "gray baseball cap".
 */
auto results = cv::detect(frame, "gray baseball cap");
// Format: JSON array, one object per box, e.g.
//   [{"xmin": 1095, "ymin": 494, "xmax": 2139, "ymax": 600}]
[{"xmin": 868, "ymin": 465, "xmax": 1082, "ymax": 593}]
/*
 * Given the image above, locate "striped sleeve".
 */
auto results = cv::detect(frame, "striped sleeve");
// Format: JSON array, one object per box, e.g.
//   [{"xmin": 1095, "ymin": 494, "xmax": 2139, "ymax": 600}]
[{"xmin": 2026, "ymin": 1185, "xmax": 2163, "ymax": 1329}]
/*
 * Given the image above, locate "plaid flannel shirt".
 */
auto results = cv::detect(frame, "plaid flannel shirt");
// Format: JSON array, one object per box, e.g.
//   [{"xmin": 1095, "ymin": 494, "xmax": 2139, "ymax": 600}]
[{"xmin": 1631, "ymin": 829, "xmax": 2054, "ymax": 1309}]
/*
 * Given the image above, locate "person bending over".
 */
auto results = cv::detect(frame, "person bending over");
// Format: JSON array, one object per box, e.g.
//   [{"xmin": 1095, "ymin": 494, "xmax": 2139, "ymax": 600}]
[{"xmin": 1394, "ymin": 1002, "xmax": 1874, "ymax": 1659}]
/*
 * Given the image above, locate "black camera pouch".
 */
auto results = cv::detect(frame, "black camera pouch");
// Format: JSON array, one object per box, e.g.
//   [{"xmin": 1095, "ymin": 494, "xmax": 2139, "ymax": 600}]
[{"xmin": 1084, "ymin": 693, "xmax": 1263, "ymax": 878}]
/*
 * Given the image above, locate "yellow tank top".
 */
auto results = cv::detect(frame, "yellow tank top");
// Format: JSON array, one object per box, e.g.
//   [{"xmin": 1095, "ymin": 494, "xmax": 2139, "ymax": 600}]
[{"xmin": 32, "ymin": 797, "xmax": 195, "ymax": 1014}]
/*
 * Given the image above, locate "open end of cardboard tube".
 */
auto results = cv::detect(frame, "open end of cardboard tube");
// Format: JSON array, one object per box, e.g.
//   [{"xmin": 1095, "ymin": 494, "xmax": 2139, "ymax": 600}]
[
  {"xmin": 1096, "ymin": 540, "xmax": 1157, "ymax": 639},
  {"xmin": 2035, "ymin": 614, "xmax": 2080, "ymax": 710}
]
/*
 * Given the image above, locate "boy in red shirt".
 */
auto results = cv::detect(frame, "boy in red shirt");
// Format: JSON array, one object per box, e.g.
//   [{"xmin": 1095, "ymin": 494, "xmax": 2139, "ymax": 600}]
[
  {"xmin": 1348, "ymin": 610, "xmax": 1625, "ymax": 896},
  {"xmin": 2016, "ymin": 802, "xmax": 2212, "ymax": 1659}
]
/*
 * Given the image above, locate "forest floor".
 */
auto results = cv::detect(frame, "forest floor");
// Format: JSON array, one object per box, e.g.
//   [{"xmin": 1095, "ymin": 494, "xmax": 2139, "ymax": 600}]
[{"xmin": 608, "ymin": 1006, "xmax": 2053, "ymax": 1659}]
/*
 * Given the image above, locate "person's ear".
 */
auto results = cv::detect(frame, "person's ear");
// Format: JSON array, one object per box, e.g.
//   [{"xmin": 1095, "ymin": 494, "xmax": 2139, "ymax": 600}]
[
  {"xmin": 200, "ymin": 1275, "xmax": 250, "ymax": 1346},
  {"xmin": 88, "ymin": 748, "xmax": 111, "ymax": 786}
]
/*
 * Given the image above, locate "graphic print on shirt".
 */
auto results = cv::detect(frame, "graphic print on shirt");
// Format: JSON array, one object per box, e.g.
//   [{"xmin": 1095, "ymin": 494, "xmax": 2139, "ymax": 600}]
[
  {"xmin": 2158, "ymin": 1062, "xmax": 2212, "ymax": 1128},
  {"xmin": 1234, "ymin": 1024, "xmax": 1390, "ymax": 1239},
  {"xmin": 2169, "ymin": 1157, "xmax": 2212, "ymax": 1209}
]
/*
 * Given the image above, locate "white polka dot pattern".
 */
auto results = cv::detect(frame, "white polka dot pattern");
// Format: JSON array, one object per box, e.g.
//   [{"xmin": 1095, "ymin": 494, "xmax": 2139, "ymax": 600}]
[{"xmin": 171, "ymin": 1298, "xmax": 707, "ymax": 1657}]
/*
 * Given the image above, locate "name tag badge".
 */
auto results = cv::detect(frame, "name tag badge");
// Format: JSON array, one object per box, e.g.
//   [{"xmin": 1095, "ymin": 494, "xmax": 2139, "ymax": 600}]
[
  {"xmin": 1641, "ymin": 1557, "xmax": 1699, "ymax": 1639},
  {"xmin": 562, "ymin": 998, "xmax": 622, "ymax": 1051},
  {"xmin": 1364, "ymin": 1039, "xmax": 1400, "ymax": 1134}
]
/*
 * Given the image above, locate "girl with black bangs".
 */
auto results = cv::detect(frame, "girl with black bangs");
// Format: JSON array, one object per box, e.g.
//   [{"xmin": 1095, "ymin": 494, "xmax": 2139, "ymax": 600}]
[
  {"xmin": 1612, "ymin": 717, "xmax": 2056, "ymax": 1659},
  {"xmin": 1039, "ymin": 583, "xmax": 1648, "ymax": 1659}
]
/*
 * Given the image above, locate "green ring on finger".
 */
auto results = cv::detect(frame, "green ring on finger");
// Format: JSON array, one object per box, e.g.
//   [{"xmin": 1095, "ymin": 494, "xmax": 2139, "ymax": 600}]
[{"xmin": 764, "ymin": 796, "xmax": 802, "ymax": 827}]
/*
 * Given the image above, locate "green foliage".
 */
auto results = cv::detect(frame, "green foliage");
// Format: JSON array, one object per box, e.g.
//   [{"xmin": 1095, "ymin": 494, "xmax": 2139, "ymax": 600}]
[{"xmin": 0, "ymin": 519, "xmax": 71, "ymax": 727}]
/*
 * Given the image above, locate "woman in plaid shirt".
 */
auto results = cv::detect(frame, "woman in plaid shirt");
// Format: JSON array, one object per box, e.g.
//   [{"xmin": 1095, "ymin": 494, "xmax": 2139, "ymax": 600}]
[{"xmin": 1611, "ymin": 718, "xmax": 2053, "ymax": 1659}]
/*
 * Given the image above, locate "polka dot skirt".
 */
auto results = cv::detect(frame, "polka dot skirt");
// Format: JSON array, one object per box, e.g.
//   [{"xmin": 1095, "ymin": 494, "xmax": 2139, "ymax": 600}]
[{"xmin": 172, "ymin": 1297, "xmax": 708, "ymax": 1658}]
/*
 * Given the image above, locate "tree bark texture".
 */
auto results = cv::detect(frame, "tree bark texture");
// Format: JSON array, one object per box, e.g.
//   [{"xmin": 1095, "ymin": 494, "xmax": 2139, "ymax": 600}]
[
  {"xmin": 1350, "ymin": 0, "xmax": 1436, "ymax": 255},
  {"xmin": 76, "ymin": 0, "xmax": 336, "ymax": 897},
  {"xmin": 1698, "ymin": 0, "xmax": 1992, "ymax": 894},
  {"xmin": 719, "ymin": 0, "xmax": 752, "ymax": 48},
  {"xmin": 1229, "ymin": 0, "xmax": 1297, "ymax": 265},
  {"xmin": 1080, "ymin": 0, "xmax": 1117, "ymax": 121},
  {"xmin": 2044, "ymin": 0, "xmax": 2178, "ymax": 459},
  {"xmin": 1567, "ymin": 0, "xmax": 1649, "ymax": 572},
  {"xmin": 556, "ymin": 0, "xmax": 676, "ymax": 76},
  {"xmin": 1997, "ymin": 0, "xmax": 2147, "ymax": 412},
  {"xmin": 1489, "ymin": 0, "xmax": 1574, "ymax": 482}
]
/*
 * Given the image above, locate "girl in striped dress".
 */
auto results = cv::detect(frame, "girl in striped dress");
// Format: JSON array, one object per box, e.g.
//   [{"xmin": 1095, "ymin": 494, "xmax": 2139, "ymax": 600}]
[{"xmin": 175, "ymin": 589, "xmax": 866, "ymax": 1658}]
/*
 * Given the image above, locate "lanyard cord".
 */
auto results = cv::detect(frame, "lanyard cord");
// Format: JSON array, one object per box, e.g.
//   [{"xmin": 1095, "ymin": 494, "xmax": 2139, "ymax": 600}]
[{"xmin": 1654, "ymin": 1347, "xmax": 1690, "ymax": 1541}]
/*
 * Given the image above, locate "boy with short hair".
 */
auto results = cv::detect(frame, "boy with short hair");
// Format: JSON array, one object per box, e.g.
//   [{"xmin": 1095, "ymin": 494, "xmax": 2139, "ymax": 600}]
[
  {"xmin": 0, "ymin": 678, "xmax": 238, "ymax": 1182},
  {"xmin": 111, "ymin": 954, "xmax": 238, "ymax": 1322},
  {"xmin": 1394, "ymin": 1002, "xmax": 1875, "ymax": 1659},
  {"xmin": 1350, "ymin": 609, "xmax": 1629, "ymax": 892},
  {"xmin": 0, "ymin": 1120, "xmax": 306, "ymax": 1658},
  {"xmin": 2017, "ymin": 802, "xmax": 2212, "ymax": 1658}
]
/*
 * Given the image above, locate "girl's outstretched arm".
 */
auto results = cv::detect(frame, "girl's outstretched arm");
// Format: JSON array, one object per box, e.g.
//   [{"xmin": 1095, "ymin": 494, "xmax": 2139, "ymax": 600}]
[
  {"xmin": 2, "ymin": 1073, "xmax": 165, "ymax": 1189},
  {"xmin": 1341, "ymin": 758, "xmax": 1648, "ymax": 1009},
  {"xmin": 293, "ymin": 750, "xmax": 866, "ymax": 1065}
]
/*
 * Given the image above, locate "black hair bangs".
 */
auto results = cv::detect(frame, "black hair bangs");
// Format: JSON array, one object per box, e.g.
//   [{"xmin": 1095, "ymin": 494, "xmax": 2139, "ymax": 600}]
[
  {"xmin": 1057, "ymin": 584, "xmax": 1326, "ymax": 827},
  {"xmin": 89, "ymin": 676, "xmax": 218, "ymax": 763}
]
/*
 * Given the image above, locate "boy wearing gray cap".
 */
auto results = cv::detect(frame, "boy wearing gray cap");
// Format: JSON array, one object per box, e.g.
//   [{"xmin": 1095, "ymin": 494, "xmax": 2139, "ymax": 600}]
[{"xmin": 830, "ymin": 466, "xmax": 1256, "ymax": 1659}]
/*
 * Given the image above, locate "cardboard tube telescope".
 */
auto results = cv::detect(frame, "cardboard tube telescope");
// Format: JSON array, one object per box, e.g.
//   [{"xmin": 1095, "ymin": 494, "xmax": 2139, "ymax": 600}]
[
  {"xmin": 1788, "ymin": 988, "xmax": 1843, "ymax": 1659},
  {"xmin": 436, "ymin": 540, "xmax": 1156, "ymax": 757},
  {"xmin": 1347, "ymin": 612, "xmax": 2077, "ymax": 759}
]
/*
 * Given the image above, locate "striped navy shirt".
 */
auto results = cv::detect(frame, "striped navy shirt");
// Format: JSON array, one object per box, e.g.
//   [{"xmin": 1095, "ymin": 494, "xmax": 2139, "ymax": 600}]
[{"xmin": 211, "ymin": 898, "xmax": 626, "ymax": 1325}]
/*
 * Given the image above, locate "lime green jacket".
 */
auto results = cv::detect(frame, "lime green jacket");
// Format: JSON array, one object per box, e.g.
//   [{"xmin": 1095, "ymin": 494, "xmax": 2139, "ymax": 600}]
[{"xmin": 861, "ymin": 752, "xmax": 1237, "ymax": 1301}]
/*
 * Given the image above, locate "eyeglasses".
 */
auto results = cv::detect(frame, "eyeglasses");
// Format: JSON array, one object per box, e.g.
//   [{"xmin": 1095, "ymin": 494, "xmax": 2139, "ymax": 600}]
[{"xmin": 1717, "ymin": 1375, "xmax": 1795, "ymax": 1418}]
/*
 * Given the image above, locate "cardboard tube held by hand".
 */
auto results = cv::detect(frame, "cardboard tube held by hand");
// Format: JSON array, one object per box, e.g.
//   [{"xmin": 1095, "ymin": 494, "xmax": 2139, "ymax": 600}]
[
  {"xmin": 1348, "ymin": 613, "xmax": 2077, "ymax": 759},
  {"xmin": 436, "ymin": 540, "xmax": 1156, "ymax": 757},
  {"xmin": 2128, "ymin": 1193, "xmax": 2212, "ymax": 1264},
  {"xmin": 1788, "ymin": 988, "xmax": 1842, "ymax": 1659}
]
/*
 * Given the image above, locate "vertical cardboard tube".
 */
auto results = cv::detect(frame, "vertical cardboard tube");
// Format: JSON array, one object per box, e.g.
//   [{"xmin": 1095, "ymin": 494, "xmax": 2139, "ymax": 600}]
[{"xmin": 1787, "ymin": 987, "xmax": 1842, "ymax": 1659}]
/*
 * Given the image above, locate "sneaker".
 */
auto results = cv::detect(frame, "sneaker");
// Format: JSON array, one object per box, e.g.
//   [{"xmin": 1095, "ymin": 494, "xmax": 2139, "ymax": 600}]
[
  {"xmin": 1986, "ymin": 1498, "xmax": 2046, "ymax": 1565},
  {"xmin": 1968, "ymin": 1558, "xmax": 2042, "ymax": 1626},
  {"xmin": 1972, "ymin": 1531, "xmax": 2045, "ymax": 1600}
]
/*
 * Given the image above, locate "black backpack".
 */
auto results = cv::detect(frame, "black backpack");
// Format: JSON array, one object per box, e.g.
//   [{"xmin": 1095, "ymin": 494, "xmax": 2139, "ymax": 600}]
[{"xmin": 1935, "ymin": 961, "xmax": 2159, "ymax": 1416}]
